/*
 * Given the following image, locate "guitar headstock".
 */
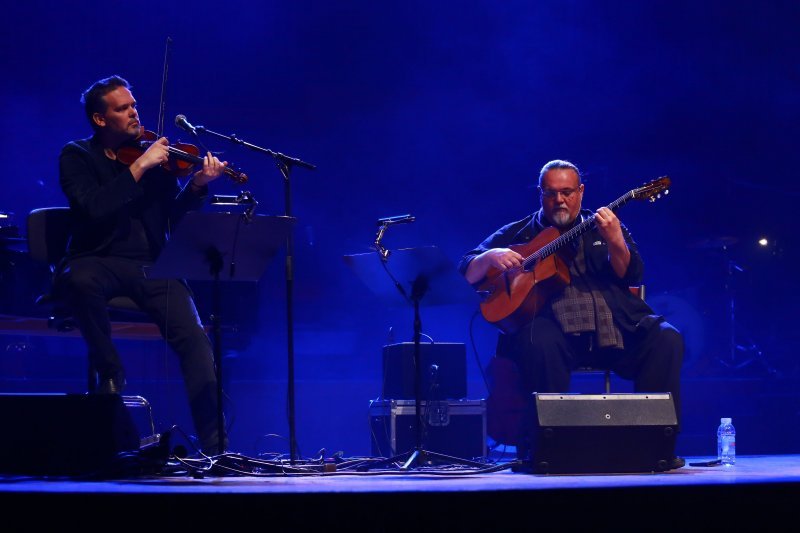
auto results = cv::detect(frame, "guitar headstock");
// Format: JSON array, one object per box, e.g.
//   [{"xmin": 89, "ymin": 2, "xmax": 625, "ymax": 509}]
[{"xmin": 633, "ymin": 176, "xmax": 670, "ymax": 203}]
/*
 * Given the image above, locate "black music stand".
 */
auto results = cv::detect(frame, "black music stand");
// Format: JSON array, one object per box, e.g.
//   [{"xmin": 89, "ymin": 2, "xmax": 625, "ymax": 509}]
[
  {"xmin": 344, "ymin": 246, "xmax": 482, "ymax": 469},
  {"xmin": 148, "ymin": 211, "xmax": 295, "ymax": 455}
]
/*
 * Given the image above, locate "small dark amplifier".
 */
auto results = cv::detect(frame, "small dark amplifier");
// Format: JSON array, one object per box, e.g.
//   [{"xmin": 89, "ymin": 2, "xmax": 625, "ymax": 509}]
[{"xmin": 382, "ymin": 342, "xmax": 466, "ymax": 400}]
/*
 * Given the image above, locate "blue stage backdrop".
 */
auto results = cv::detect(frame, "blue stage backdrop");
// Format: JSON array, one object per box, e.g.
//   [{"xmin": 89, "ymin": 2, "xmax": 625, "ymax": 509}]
[{"xmin": 0, "ymin": 0, "xmax": 797, "ymax": 458}]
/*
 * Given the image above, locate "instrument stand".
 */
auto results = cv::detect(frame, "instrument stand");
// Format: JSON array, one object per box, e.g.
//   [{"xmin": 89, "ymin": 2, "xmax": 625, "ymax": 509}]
[
  {"xmin": 344, "ymin": 245, "xmax": 482, "ymax": 470},
  {"xmin": 193, "ymin": 124, "xmax": 315, "ymax": 463},
  {"xmin": 148, "ymin": 210, "xmax": 295, "ymax": 456},
  {"xmin": 716, "ymin": 255, "xmax": 778, "ymax": 377}
]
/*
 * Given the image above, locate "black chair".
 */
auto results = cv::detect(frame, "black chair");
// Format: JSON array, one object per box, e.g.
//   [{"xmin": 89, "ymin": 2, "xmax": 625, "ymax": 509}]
[
  {"xmin": 26, "ymin": 207, "xmax": 161, "ymax": 391},
  {"xmin": 485, "ymin": 285, "xmax": 646, "ymax": 446},
  {"xmin": 573, "ymin": 285, "xmax": 646, "ymax": 393}
]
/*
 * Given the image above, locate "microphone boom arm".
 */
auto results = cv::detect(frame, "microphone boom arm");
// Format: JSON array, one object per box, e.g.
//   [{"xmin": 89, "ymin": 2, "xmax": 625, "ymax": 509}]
[
  {"xmin": 177, "ymin": 118, "xmax": 316, "ymax": 171},
  {"xmin": 374, "ymin": 223, "xmax": 390, "ymax": 261}
]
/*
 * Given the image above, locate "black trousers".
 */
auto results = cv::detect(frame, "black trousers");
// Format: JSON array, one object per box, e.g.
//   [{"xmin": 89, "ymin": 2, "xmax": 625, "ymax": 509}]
[
  {"xmin": 496, "ymin": 314, "xmax": 684, "ymax": 426},
  {"xmin": 57, "ymin": 255, "xmax": 225, "ymax": 453}
]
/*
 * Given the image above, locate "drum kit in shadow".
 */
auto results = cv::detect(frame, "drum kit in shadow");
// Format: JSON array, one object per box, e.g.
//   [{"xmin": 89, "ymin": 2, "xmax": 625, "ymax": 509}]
[{"xmin": 688, "ymin": 234, "xmax": 778, "ymax": 377}]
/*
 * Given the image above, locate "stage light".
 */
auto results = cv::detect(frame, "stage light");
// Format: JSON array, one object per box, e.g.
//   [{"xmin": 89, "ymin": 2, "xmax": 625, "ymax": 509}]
[{"xmin": 758, "ymin": 237, "xmax": 769, "ymax": 247}]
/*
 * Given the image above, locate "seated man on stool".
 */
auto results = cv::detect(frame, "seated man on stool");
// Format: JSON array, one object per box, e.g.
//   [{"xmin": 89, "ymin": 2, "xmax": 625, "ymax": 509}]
[
  {"xmin": 56, "ymin": 75, "xmax": 228, "ymax": 455},
  {"xmin": 458, "ymin": 159, "xmax": 685, "ymax": 469}
]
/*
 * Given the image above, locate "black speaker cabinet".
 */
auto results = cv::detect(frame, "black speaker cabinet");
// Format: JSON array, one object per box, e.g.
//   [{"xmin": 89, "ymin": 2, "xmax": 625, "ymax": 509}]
[
  {"xmin": 517, "ymin": 393, "xmax": 678, "ymax": 474},
  {"xmin": 382, "ymin": 342, "xmax": 466, "ymax": 400},
  {"xmin": 0, "ymin": 393, "xmax": 140, "ymax": 476}
]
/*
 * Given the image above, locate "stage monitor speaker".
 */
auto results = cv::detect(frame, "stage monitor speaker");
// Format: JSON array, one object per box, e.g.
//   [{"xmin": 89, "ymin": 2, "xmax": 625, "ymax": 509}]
[
  {"xmin": 517, "ymin": 393, "xmax": 678, "ymax": 474},
  {"xmin": 0, "ymin": 393, "xmax": 140, "ymax": 476},
  {"xmin": 382, "ymin": 342, "xmax": 466, "ymax": 400}
]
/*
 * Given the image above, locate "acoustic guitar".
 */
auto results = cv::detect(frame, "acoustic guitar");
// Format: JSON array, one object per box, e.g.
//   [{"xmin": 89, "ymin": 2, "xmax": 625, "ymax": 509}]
[{"xmin": 476, "ymin": 176, "xmax": 671, "ymax": 334}]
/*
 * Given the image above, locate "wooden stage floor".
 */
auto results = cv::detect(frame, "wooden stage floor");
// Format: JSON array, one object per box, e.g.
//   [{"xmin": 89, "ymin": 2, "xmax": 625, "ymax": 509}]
[{"xmin": 1, "ymin": 454, "xmax": 797, "ymax": 530}]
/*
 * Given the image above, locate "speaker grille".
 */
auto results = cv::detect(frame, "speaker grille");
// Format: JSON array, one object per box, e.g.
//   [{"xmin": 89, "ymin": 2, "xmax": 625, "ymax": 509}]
[{"xmin": 535, "ymin": 393, "xmax": 677, "ymax": 426}]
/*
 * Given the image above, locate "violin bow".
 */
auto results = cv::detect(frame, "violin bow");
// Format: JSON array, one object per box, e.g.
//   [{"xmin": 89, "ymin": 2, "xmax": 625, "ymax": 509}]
[{"xmin": 156, "ymin": 36, "xmax": 173, "ymax": 139}]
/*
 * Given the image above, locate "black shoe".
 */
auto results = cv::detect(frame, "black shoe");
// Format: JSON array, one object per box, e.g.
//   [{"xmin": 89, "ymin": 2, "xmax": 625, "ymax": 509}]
[
  {"xmin": 95, "ymin": 377, "xmax": 126, "ymax": 395},
  {"xmin": 670, "ymin": 456, "xmax": 686, "ymax": 470},
  {"xmin": 201, "ymin": 442, "xmax": 229, "ymax": 457}
]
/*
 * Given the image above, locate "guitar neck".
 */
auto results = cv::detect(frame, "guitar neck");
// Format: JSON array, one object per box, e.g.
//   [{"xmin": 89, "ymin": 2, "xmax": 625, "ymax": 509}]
[{"xmin": 522, "ymin": 190, "xmax": 635, "ymax": 268}]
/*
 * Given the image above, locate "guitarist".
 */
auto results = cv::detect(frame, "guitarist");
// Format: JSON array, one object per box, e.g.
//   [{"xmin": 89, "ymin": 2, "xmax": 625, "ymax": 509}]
[{"xmin": 458, "ymin": 159, "xmax": 685, "ymax": 469}]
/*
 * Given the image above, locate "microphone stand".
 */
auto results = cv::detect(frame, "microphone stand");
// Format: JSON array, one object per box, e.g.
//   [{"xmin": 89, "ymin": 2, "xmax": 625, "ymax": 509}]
[
  {"xmin": 193, "ymin": 125, "xmax": 316, "ymax": 172},
  {"xmin": 196, "ymin": 124, "xmax": 315, "ymax": 464}
]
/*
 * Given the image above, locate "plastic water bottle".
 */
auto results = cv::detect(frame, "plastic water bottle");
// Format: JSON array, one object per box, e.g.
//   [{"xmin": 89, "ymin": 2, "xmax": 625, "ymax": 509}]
[{"xmin": 717, "ymin": 417, "xmax": 736, "ymax": 465}]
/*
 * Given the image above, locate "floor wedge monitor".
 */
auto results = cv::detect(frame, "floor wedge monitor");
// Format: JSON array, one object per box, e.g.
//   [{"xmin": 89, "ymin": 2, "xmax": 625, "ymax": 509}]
[
  {"xmin": 0, "ymin": 393, "xmax": 140, "ymax": 476},
  {"xmin": 517, "ymin": 392, "xmax": 678, "ymax": 474}
]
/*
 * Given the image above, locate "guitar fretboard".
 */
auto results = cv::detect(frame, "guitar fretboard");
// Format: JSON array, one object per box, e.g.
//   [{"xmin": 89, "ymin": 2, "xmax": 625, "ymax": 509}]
[{"xmin": 522, "ymin": 190, "xmax": 636, "ymax": 270}]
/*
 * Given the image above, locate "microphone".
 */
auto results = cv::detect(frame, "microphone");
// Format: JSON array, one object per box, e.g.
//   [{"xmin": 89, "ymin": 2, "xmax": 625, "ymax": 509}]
[
  {"xmin": 376, "ymin": 214, "xmax": 415, "ymax": 226},
  {"xmin": 174, "ymin": 114, "xmax": 198, "ymax": 135}
]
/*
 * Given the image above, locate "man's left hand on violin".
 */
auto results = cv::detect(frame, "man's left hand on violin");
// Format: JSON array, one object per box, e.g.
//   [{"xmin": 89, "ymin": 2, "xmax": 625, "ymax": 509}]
[{"xmin": 191, "ymin": 151, "xmax": 228, "ymax": 186}]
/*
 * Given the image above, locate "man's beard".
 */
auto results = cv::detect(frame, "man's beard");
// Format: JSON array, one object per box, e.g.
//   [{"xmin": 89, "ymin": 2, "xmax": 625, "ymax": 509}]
[{"xmin": 551, "ymin": 209, "xmax": 573, "ymax": 228}]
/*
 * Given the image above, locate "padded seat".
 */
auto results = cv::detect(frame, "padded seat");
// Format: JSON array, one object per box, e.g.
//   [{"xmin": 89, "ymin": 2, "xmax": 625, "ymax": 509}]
[{"xmin": 26, "ymin": 207, "xmax": 161, "ymax": 390}]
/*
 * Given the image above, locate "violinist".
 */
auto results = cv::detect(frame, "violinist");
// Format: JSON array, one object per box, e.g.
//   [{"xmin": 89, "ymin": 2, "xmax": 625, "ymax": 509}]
[{"xmin": 57, "ymin": 75, "xmax": 228, "ymax": 455}]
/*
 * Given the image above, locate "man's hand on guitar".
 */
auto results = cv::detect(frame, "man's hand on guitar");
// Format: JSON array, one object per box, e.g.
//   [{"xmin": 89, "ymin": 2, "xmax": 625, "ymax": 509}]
[
  {"xmin": 465, "ymin": 248, "xmax": 524, "ymax": 283},
  {"xmin": 594, "ymin": 207, "xmax": 624, "ymax": 247},
  {"xmin": 485, "ymin": 248, "xmax": 525, "ymax": 270},
  {"xmin": 595, "ymin": 207, "xmax": 630, "ymax": 277}
]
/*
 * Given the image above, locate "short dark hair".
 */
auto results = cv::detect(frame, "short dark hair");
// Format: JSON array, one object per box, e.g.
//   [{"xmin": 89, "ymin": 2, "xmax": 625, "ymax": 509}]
[
  {"xmin": 538, "ymin": 159, "xmax": 582, "ymax": 186},
  {"xmin": 80, "ymin": 75, "xmax": 131, "ymax": 130}
]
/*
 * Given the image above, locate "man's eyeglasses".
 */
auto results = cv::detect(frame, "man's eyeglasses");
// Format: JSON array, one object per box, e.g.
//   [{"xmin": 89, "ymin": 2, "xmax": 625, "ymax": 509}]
[{"xmin": 539, "ymin": 186, "xmax": 581, "ymax": 199}]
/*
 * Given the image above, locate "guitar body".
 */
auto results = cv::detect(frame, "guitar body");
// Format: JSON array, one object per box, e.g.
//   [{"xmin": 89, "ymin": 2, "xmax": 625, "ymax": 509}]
[{"xmin": 477, "ymin": 227, "xmax": 571, "ymax": 334}]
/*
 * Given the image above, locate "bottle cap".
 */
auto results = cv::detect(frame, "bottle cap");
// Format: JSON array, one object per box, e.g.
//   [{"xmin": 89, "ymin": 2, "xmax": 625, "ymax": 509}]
[{"xmin": 721, "ymin": 417, "xmax": 732, "ymax": 424}]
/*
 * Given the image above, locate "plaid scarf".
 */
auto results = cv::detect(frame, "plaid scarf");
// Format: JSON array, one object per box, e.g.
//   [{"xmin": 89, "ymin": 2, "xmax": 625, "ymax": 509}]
[{"xmin": 550, "ymin": 238, "xmax": 624, "ymax": 349}]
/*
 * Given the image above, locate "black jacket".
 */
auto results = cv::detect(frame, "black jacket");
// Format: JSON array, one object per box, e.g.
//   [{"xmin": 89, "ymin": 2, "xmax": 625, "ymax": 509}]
[{"xmin": 58, "ymin": 134, "xmax": 205, "ymax": 263}]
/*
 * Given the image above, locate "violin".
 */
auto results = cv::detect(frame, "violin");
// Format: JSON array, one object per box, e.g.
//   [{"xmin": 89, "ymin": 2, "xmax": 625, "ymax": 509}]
[{"xmin": 115, "ymin": 129, "xmax": 249, "ymax": 184}]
